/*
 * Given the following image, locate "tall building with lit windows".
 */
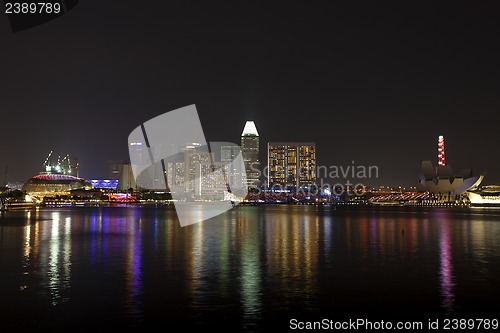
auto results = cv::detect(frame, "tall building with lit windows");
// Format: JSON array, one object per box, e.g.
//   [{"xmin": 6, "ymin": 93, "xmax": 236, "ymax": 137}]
[
  {"xmin": 118, "ymin": 162, "xmax": 137, "ymax": 190},
  {"xmin": 128, "ymin": 141, "xmax": 168, "ymax": 190},
  {"xmin": 182, "ymin": 143, "xmax": 213, "ymax": 191},
  {"xmin": 267, "ymin": 142, "xmax": 316, "ymax": 188},
  {"xmin": 221, "ymin": 145, "xmax": 243, "ymax": 190},
  {"xmin": 194, "ymin": 162, "xmax": 229, "ymax": 198},
  {"xmin": 241, "ymin": 121, "xmax": 260, "ymax": 188}
]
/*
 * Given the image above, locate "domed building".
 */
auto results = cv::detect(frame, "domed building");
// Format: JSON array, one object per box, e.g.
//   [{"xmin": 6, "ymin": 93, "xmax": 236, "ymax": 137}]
[
  {"xmin": 23, "ymin": 173, "xmax": 92, "ymax": 197},
  {"xmin": 22, "ymin": 152, "xmax": 92, "ymax": 198}
]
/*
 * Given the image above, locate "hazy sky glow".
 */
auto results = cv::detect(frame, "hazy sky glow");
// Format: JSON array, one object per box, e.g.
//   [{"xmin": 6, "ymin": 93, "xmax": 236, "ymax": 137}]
[{"xmin": 1, "ymin": 1, "xmax": 499, "ymax": 187}]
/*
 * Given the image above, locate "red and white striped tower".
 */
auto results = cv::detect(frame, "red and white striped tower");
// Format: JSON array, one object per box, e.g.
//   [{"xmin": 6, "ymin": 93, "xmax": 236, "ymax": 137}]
[{"xmin": 438, "ymin": 135, "xmax": 445, "ymax": 166}]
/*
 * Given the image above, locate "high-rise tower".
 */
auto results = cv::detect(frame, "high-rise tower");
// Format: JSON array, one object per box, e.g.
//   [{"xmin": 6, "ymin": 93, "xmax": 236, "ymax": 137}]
[
  {"xmin": 268, "ymin": 142, "xmax": 316, "ymax": 188},
  {"xmin": 241, "ymin": 121, "xmax": 260, "ymax": 188},
  {"xmin": 438, "ymin": 135, "xmax": 445, "ymax": 166}
]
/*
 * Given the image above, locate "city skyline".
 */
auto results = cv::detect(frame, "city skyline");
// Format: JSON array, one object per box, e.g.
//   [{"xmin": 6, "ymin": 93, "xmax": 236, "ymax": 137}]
[
  {"xmin": 0, "ymin": 121, "xmax": 495, "ymax": 191},
  {"xmin": 2, "ymin": 3, "xmax": 500, "ymax": 331},
  {"xmin": 1, "ymin": 2, "xmax": 500, "ymax": 187}
]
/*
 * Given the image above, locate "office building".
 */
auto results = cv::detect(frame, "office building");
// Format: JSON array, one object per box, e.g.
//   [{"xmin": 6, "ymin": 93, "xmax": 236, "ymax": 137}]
[
  {"xmin": 268, "ymin": 142, "xmax": 316, "ymax": 189},
  {"xmin": 241, "ymin": 121, "xmax": 260, "ymax": 188},
  {"xmin": 221, "ymin": 145, "xmax": 244, "ymax": 191},
  {"xmin": 194, "ymin": 162, "xmax": 229, "ymax": 198}
]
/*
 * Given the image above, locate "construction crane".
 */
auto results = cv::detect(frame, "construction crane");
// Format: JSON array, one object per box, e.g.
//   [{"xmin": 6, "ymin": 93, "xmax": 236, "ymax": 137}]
[
  {"xmin": 41, "ymin": 151, "xmax": 77, "ymax": 175},
  {"xmin": 61, "ymin": 154, "xmax": 72, "ymax": 175},
  {"xmin": 43, "ymin": 150, "xmax": 53, "ymax": 167}
]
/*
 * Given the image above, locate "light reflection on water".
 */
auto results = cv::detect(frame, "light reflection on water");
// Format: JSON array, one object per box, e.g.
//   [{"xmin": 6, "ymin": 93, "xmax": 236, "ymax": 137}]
[
  {"xmin": 1, "ymin": 205, "xmax": 500, "ymax": 330},
  {"xmin": 240, "ymin": 215, "xmax": 262, "ymax": 331},
  {"xmin": 438, "ymin": 218, "xmax": 455, "ymax": 316},
  {"xmin": 125, "ymin": 217, "xmax": 143, "ymax": 321}
]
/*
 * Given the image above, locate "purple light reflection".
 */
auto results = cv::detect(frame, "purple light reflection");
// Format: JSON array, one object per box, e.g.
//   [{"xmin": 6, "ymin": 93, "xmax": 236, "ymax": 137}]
[{"xmin": 439, "ymin": 219, "xmax": 456, "ymax": 316}]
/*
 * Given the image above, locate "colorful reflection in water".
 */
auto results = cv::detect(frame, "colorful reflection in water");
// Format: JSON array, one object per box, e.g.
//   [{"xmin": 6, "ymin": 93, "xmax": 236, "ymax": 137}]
[
  {"xmin": 437, "ymin": 213, "xmax": 456, "ymax": 316},
  {"xmin": 0, "ymin": 205, "xmax": 499, "ymax": 330}
]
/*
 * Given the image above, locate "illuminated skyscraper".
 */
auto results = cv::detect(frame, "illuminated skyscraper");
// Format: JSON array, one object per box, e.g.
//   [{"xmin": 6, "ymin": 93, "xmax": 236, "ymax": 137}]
[
  {"xmin": 241, "ymin": 121, "xmax": 260, "ymax": 188},
  {"xmin": 118, "ymin": 162, "xmax": 137, "ymax": 190},
  {"xmin": 221, "ymin": 145, "xmax": 243, "ymax": 191},
  {"xmin": 268, "ymin": 142, "xmax": 316, "ymax": 188},
  {"xmin": 194, "ymin": 162, "xmax": 229, "ymax": 198},
  {"xmin": 127, "ymin": 141, "xmax": 168, "ymax": 190},
  {"xmin": 438, "ymin": 135, "xmax": 445, "ymax": 166},
  {"xmin": 182, "ymin": 143, "xmax": 213, "ymax": 191},
  {"xmin": 108, "ymin": 160, "xmax": 124, "ymax": 179}
]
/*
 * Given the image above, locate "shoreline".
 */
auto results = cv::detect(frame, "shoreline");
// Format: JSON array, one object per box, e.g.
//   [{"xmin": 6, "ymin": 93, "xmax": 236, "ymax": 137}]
[{"xmin": 3, "ymin": 200, "xmax": 496, "ymax": 209}]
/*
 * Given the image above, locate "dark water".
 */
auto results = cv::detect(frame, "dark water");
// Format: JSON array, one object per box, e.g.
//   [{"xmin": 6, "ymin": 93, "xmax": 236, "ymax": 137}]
[{"xmin": 0, "ymin": 205, "xmax": 499, "ymax": 332}]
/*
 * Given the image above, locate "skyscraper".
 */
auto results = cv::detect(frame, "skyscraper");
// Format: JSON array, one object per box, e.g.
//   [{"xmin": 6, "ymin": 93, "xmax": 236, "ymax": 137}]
[
  {"xmin": 117, "ymin": 162, "xmax": 137, "ymax": 190},
  {"xmin": 182, "ymin": 143, "xmax": 213, "ymax": 191},
  {"xmin": 241, "ymin": 121, "xmax": 260, "ymax": 188},
  {"xmin": 438, "ymin": 135, "xmax": 446, "ymax": 166},
  {"xmin": 221, "ymin": 145, "xmax": 243, "ymax": 191},
  {"xmin": 194, "ymin": 162, "xmax": 229, "ymax": 198},
  {"xmin": 108, "ymin": 160, "xmax": 124, "ymax": 179},
  {"xmin": 268, "ymin": 142, "xmax": 316, "ymax": 188},
  {"xmin": 128, "ymin": 141, "xmax": 167, "ymax": 190}
]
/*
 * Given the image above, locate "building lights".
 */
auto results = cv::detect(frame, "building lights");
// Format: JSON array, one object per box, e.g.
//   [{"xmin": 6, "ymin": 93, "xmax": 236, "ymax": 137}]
[{"xmin": 438, "ymin": 135, "xmax": 445, "ymax": 166}]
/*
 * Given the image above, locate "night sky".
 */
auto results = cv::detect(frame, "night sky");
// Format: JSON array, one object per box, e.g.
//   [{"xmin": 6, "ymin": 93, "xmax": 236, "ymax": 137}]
[{"xmin": 1, "ymin": 1, "xmax": 499, "ymax": 187}]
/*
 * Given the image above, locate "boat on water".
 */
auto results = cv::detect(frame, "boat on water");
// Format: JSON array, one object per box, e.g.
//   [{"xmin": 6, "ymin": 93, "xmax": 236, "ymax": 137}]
[
  {"xmin": 0, "ymin": 199, "xmax": 37, "ymax": 211},
  {"xmin": 467, "ymin": 185, "xmax": 500, "ymax": 206}
]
